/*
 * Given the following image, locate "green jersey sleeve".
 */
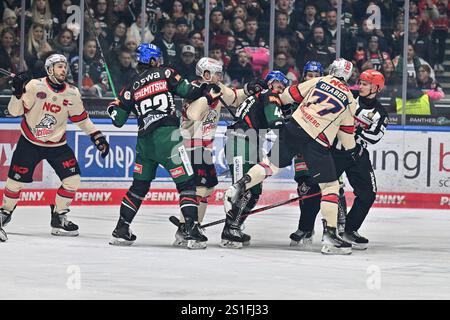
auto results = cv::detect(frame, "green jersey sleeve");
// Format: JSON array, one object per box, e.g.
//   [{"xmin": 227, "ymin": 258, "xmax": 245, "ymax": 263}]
[{"xmin": 165, "ymin": 67, "xmax": 205, "ymax": 100}]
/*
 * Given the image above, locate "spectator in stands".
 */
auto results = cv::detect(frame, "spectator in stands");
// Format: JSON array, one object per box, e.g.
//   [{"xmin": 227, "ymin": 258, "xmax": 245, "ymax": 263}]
[
  {"xmin": 292, "ymin": 2, "xmax": 320, "ymax": 43},
  {"xmin": 233, "ymin": 5, "xmax": 248, "ymax": 21},
  {"xmin": 127, "ymin": 11, "xmax": 154, "ymax": 44},
  {"xmin": 110, "ymin": 48, "xmax": 137, "ymax": 92},
  {"xmin": 170, "ymin": 0, "xmax": 189, "ymax": 21},
  {"xmin": 188, "ymin": 30, "xmax": 204, "ymax": 59},
  {"xmin": 408, "ymin": 17, "xmax": 433, "ymax": 64},
  {"xmin": 113, "ymin": 0, "xmax": 134, "ymax": 27},
  {"xmin": 382, "ymin": 60, "xmax": 400, "ymax": 97},
  {"xmin": 232, "ymin": 17, "xmax": 246, "ymax": 39},
  {"xmin": 25, "ymin": 23, "xmax": 52, "ymax": 73},
  {"xmin": 106, "ymin": 20, "xmax": 127, "ymax": 55},
  {"xmin": 0, "ymin": 8, "xmax": 19, "ymax": 44},
  {"xmin": 0, "ymin": 1, "xmax": 21, "ymax": 24},
  {"xmin": 227, "ymin": 49, "xmax": 254, "ymax": 87},
  {"xmin": 432, "ymin": 0, "xmax": 448, "ymax": 73},
  {"xmin": 174, "ymin": 17, "xmax": 190, "ymax": 45},
  {"xmin": 394, "ymin": 75, "xmax": 438, "ymax": 115},
  {"xmin": 27, "ymin": 0, "xmax": 58, "ymax": 41},
  {"xmin": 123, "ymin": 35, "xmax": 138, "ymax": 67},
  {"xmin": 177, "ymin": 44, "xmax": 197, "ymax": 82},
  {"xmin": 224, "ymin": 35, "xmax": 237, "ymax": 64},
  {"xmin": 209, "ymin": 7, "xmax": 232, "ymax": 49},
  {"xmin": 323, "ymin": 8, "xmax": 339, "ymax": 50},
  {"xmin": 52, "ymin": 0, "xmax": 72, "ymax": 31},
  {"xmin": 209, "ymin": 44, "xmax": 226, "ymax": 66},
  {"xmin": 301, "ymin": 25, "xmax": 335, "ymax": 71},
  {"xmin": 262, "ymin": 51, "xmax": 299, "ymax": 85},
  {"xmin": 276, "ymin": 12, "xmax": 295, "ymax": 41},
  {"xmin": 0, "ymin": 27, "xmax": 16, "ymax": 73},
  {"xmin": 393, "ymin": 42, "xmax": 435, "ymax": 80},
  {"xmin": 417, "ymin": 64, "xmax": 445, "ymax": 100},
  {"xmin": 70, "ymin": 38, "xmax": 110, "ymax": 97},
  {"xmin": 51, "ymin": 28, "xmax": 77, "ymax": 61},
  {"xmin": 276, "ymin": 0, "xmax": 294, "ymax": 23},
  {"xmin": 93, "ymin": 0, "xmax": 115, "ymax": 36},
  {"xmin": 351, "ymin": 18, "xmax": 387, "ymax": 57},
  {"xmin": 235, "ymin": 16, "xmax": 266, "ymax": 49},
  {"xmin": 356, "ymin": 35, "xmax": 391, "ymax": 72},
  {"xmin": 153, "ymin": 19, "xmax": 179, "ymax": 67}
]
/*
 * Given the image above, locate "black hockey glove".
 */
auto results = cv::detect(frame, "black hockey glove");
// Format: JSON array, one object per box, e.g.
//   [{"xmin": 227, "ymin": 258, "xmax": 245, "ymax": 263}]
[
  {"xmin": 243, "ymin": 78, "xmax": 268, "ymax": 96},
  {"xmin": 202, "ymin": 83, "xmax": 222, "ymax": 105},
  {"xmin": 11, "ymin": 71, "xmax": 32, "ymax": 98},
  {"xmin": 90, "ymin": 131, "xmax": 110, "ymax": 158}
]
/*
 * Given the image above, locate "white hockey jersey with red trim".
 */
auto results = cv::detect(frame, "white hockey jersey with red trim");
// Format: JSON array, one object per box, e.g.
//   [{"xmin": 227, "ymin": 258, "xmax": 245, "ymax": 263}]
[{"xmin": 8, "ymin": 77, "xmax": 97, "ymax": 147}]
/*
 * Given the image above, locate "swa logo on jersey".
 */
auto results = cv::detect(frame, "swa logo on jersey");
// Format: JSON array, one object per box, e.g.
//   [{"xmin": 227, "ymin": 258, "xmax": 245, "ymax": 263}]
[{"xmin": 75, "ymin": 133, "xmax": 136, "ymax": 178}]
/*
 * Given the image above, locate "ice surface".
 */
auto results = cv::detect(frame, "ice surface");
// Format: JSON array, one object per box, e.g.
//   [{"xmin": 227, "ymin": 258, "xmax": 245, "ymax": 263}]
[{"xmin": 1, "ymin": 205, "xmax": 450, "ymax": 300}]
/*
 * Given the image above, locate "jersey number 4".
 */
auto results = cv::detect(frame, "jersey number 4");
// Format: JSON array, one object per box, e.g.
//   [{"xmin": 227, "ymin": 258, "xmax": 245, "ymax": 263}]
[
  {"xmin": 308, "ymin": 90, "xmax": 344, "ymax": 116},
  {"xmin": 138, "ymin": 94, "xmax": 169, "ymax": 115}
]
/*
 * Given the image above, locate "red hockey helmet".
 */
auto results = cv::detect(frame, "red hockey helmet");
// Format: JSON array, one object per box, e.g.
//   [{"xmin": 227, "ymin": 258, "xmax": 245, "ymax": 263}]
[{"xmin": 359, "ymin": 69, "xmax": 385, "ymax": 92}]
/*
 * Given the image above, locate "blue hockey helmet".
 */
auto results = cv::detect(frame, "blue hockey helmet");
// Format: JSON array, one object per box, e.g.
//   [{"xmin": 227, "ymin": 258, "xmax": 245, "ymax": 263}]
[
  {"xmin": 136, "ymin": 43, "xmax": 162, "ymax": 65},
  {"xmin": 303, "ymin": 61, "xmax": 324, "ymax": 77},
  {"xmin": 265, "ymin": 70, "xmax": 289, "ymax": 87}
]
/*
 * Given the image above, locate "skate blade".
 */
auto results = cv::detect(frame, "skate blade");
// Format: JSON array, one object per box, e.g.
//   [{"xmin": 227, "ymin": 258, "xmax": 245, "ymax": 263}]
[
  {"xmin": 109, "ymin": 237, "xmax": 135, "ymax": 246},
  {"xmin": 172, "ymin": 239, "xmax": 188, "ymax": 248},
  {"xmin": 290, "ymin": 238, "xmax": 313, "ymax": 248},
  {"xmin": 0, "ymin": 228, "xmax": 7, "ymax": 242},
  {"xmin": 220, "ymin": 239, "xmax": 243, "ymax": 249},
  {"xmin": 321, "ymin": 244, "xmax": 352, "ymax": 255},
  {"xmin": 51, "ymin": 228, "xmax": 79, "ymax": 237},
  {"xmin": 351, "ymin": 243, "xmax": 368, "ymax": 250},
  {"xmin": 187, "ymin": 239, "xmax": 207, "ymax": 249}
]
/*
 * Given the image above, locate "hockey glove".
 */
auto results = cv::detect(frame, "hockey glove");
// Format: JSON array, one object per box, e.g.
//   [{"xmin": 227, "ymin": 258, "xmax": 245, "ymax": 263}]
[
  {"xmin": 12, "ymin": 72, "xmax": 32, "ymax": 98},
  {"xmin": 243, "ymin": 78, "xmax": 268, "ymax": 96},
  {"xmin": 90, "ymin": 131, "xmax": 110, "ymax": 158},
  {"xmin": 203, "ymin": 83, "xmax": 222, "ymax": 105}
]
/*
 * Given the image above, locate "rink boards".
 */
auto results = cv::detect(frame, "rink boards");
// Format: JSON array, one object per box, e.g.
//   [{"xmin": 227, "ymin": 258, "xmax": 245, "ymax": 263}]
[{"xmin": 0, "ymin": 122, "xmax": 449, "ymax": 209}]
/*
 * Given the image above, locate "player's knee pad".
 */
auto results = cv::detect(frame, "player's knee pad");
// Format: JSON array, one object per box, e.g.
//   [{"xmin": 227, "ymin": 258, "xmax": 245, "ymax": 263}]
[
  {"xmin": 196, "ymin": 186, "xmax": 214, "ymax": 202},
  {"xmin": 5, "ymin": 178, "xmax": 23, "ymax": 193},
  {"xmin": 129, "ymin": 179, "xmax": 151, "ymax": 199},
  {"xmin": 318, "ymin": 180, "xmax": 340, "ymax": 204},
  {"xmin": 61, "ymin": 174, "xmax": 81, "ymax": 191},
  {"xmin": 259, "ymin": 156, "xmax": 280, "ymax": 177}
]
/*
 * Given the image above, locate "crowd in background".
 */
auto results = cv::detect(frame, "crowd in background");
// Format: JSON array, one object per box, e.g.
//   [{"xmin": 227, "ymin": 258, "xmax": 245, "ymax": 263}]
[{"xmin": 0, "ymin": 0, "xmax": 448, "ymax": 104}]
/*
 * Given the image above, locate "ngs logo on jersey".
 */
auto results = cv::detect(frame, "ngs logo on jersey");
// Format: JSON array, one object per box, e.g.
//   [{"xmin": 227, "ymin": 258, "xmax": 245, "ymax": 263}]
[{"xmin": 73, "ymin": 132, "xmax": 136, "ymax": 179}]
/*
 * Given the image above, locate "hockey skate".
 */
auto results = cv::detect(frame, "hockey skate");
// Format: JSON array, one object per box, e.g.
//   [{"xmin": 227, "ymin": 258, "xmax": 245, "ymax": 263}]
[
  {"xmin": 343, "ymin": 231, "xmax": 369, "ymax": 250},
  {"xmin": 0, "ymin": 208, "xmax": 12, "ymax": 242},
  {"xmin": 109, "ymin": 217, "xmax": 136, "ymax": 246},
  {"xmin": 50, "ymin": 205, "xmax": 79, "ymax": 237},
  {"xmin": 220, "ymin": 223, "xmax": 251, "ymax": 249},
  {"xmin": 173, "ymin": 223, "xmax": 188, "ymax": 248},
  {"xmin": 185, "ymin": 217, "xmax": 208, "ymax": 249},
  {"xmin": 321, "ymin": 220, "xmax": 352, "ymax": 255},
  {"xmin": 289, "ymin": 229, "xmax": 314, "ymax": 248}
]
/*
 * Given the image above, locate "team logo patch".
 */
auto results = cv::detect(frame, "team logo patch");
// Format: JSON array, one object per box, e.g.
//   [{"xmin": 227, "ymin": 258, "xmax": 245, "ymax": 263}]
[
  {"xmin": 295, "ymin": 162, "xmax": 308, "ymax": 172},
  {"xmin": 124, "ymin": 91, "xmax": 131, "ymax": 100},
  {"xmin": 133, "ymin": 163, "xmax": 143, "ymax": 174},
  {"xmin": 36, "ymin": 91, "xmax": 47, "ymax": 99},
  {"xmin": 165, "ymin": 69, "xmax": 171, "ymax": 78},
  {"xmin": 170, "ymin": 166, "xmax": 186, "ymax": 178}
]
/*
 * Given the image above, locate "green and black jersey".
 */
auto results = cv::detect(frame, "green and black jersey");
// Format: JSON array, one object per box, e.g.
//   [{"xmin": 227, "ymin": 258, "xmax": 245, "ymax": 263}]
[
  {"xmin": 109, "ymin": 66, "xmax": 203, "ymax": 136},
  {"xmin": 231, "ymin": 89, "xmax": 285, "ymax": 132}
]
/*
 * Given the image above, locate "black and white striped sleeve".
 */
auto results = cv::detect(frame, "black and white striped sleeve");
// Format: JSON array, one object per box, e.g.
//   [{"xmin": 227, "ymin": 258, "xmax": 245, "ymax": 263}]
[{"xmin": 357, "ymin": 109, "xmax": 388, "ymax": 145}]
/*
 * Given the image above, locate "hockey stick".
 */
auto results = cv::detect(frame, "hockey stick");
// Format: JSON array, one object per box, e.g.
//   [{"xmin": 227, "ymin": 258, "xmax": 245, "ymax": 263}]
[
  {"xmin": 83, "ymin": 0, "xmax": 117, "ymax": 97},
  {"xmin": 169, "ymin": 191, "xmax": 322, "ymax": 229},
  {"xmin": 0, "ymin": 68, "xmax": 15, "ymax": 78},
  {"xmin": 218, "ymin": 96, "xmax": 239, "ymax": 121}
]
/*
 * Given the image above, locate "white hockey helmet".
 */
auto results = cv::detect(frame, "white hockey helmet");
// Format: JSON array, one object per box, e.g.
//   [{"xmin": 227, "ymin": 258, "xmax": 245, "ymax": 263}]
[
  {"xmin": 195, "ymin": 57, "xmax": 223, "ymax": 81},
  {"xmin": 45, "ymin": 53, "xmax": 68, "ymax": 75},
  {"xmin": 328, "ymin": 58, "xmax": 353, "ymax": 82}
]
